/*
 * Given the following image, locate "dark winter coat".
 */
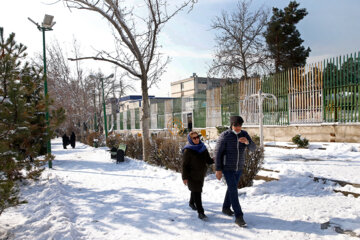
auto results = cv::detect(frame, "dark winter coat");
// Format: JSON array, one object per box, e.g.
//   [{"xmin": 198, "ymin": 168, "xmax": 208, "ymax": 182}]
[
  {"xmin": 62, "ymin": 134, "xmax": 70, "ymax": 148},
  {"xmin": 182, "ymin": 148, "xmax": 213, "ymax": 192},
  {"xmin": 70, "ymin": 132, "xmax": 76, "ymax": 148},
  {"xmin": 215, "ymin": 129, "xmax": 256, "ymax": 172}
]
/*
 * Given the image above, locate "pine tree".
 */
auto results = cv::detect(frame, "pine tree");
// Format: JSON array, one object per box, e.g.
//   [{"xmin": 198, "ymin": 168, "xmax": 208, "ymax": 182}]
[
  {"xmin": 0, "ymin": 30, "xmax": 64, "ymax": 214},
  {"xmin": 264, "ymin": 1, "xmax": 311, "ymax": 73}
]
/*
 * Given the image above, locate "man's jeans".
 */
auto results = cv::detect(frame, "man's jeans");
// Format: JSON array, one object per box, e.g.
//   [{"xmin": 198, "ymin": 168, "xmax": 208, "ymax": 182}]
[{"xmin": 223, "ymin": 170, "xmax": 243, "ymax": 218}]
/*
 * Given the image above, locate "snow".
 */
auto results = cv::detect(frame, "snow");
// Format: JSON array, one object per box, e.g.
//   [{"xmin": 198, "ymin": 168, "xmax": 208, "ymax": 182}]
[{"xmin": 1, "ymin": 138, "xmax": 360, "ymax": 240}]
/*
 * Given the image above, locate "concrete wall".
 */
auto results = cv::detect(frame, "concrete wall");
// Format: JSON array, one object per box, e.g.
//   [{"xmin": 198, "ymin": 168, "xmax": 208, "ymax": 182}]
[
  {"xmin": 210, "ymin": 124, "xmax": 360, "ymax": 143},
  {"xmin": 187, "ymin": 124, "xmax": 359, "ymax": 143},
  {"xmin": 115, "ymin": 124, "xmax": 360, "ymax": 143}
]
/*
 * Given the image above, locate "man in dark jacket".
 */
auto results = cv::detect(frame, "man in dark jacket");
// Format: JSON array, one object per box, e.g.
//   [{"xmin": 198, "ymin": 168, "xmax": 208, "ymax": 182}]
[{"xmin": 215, "ymin": 116, "xmax": 256, "ymax": 227}]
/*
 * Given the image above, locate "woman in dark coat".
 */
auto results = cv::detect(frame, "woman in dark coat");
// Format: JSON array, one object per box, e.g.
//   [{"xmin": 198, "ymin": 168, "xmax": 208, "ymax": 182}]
[
  {"xmin": 70, "ymin": 132, "xmax": 76, "ymax": 149},
  {"xmin": 182, "ymin": 131, "xmax": 213, "ymax": 220},
  {"xmin": 62, "ymin": 133, "xmax": 69, "ymax": 149}
]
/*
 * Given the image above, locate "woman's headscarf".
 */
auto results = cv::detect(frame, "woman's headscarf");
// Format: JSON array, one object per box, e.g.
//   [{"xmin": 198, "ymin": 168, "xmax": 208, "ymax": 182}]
[{"xmin": 182, "ymin": 133, "xmax": 207, "ymax": 153}]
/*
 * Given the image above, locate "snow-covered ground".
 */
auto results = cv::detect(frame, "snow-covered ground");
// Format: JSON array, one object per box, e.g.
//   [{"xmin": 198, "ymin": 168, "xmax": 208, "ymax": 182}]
[{"xmin": 1, "ymin": 138, "xmax": 360, "ymax": 240}]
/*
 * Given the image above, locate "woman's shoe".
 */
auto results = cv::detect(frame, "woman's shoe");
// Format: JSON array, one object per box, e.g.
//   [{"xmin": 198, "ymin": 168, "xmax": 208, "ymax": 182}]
[
  {"xmin": 198, "ymin": 213, "xmax": 208, "ymax": 220},
  {"xmin": 189, "ymin": 202, "xmax": 197, "ymax": 211},
  {"xmin": 235, "ymin": 216, "xmax": 247, "ymax": 227},
  {"xmin": 222, "ymin": 207, "xmax": 234, "ymax": 216}
]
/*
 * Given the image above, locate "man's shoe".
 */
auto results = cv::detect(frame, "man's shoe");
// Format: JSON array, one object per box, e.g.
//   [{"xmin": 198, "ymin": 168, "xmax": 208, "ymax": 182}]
[
  {"xmin": 198, "ymin": 213, "xmax": 208, "ymax": 221},
  {"xmin": 189, "ymin": 203, "xmax": 197, "ymax": 211},
  {"xmin": 222, "ymin": 208, "xmax": 234, "ymax": 216},
  {"xmin": 235, "ymin": 216, "xmax": 247, "ymax": 227}
]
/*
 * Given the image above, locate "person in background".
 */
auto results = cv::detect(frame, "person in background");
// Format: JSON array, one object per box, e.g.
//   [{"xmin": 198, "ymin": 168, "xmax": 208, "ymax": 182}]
[
  {"xmin": 62, "ymin": 133, "xmax": 69, "ymax": 149},
  {"xmin": 214, "ymin": 116, "xmax": 256, "ymax": 227},
  {"xmin": 70, "ymin": 131, "xmax": 76, "ymax": 149},
  {"xmin": 182, "ymin": 131, "xmax": 214, "ymax": 220}
]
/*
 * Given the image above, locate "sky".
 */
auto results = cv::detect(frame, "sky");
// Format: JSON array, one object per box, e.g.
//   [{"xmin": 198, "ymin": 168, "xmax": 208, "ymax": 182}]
[
  {"xmin": 0, "ymin": 138, "xmax": 359, "ymax": 239},
  {"xmin": 1, "ymin": 0, "xmax": 360, "ymax": 97}
]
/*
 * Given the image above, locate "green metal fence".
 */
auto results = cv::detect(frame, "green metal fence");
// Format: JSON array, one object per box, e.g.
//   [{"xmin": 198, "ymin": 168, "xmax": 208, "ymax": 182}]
[
  {"xmin": 157, "ymin": 101, "xmax": 165, "ymax": 129},
  {"xmin": 120, "ymin": 112, "xmax": 124, "ymax": 130},
  {"xmin": 114, "ymin": 51, "xmax": 360, "ymax": 132},
  {"xmin": 193, "ymin": 90, "xmax": 206, "ymax": 128},
  {"xmin": 135, "ymin": 108, "xmax": 140, "ymax": 129},
  {"xmin": 262, "ymin": 71, "xmax": 289, "ymax": 125},
  {"xmin": 323, "ymin": 52, "xmax": 360, "ymax": 123},
  {"xmin": 113, "ymin": 114, "xmax": 117, "ymax": 130},
  {"xmin": 221, "ymin": 83, "xmax": 239, "ymax": 126},
  {"xmin": 172, "ymin": 98, "xmax": 182, "ymax": 127},
  {"xmin": 127, "ymin": 110, "xmax": 131, "ymax": 130}
]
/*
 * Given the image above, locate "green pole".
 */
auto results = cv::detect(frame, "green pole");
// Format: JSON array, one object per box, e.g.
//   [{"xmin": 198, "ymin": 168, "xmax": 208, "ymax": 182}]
[
  {"xmin": 93, "ymin": 90, "xmax": 97, "ymax": 131},
  {"xmin": 101, "ymin": 77, "xmax": 108, "ymax": 138},
  {"xmin": 42, "ymin": 27, "xmax": 52, "ymax": 168},
  {"xmin": 94, "ymin": 113, "xmax": 97, "ymax": 131}
]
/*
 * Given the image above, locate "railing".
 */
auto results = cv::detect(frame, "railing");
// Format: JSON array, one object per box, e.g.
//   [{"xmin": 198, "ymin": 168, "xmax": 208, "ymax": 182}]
[{"xmin": 116, "ymin": 51, "xmax": 360, "ymax": 131}]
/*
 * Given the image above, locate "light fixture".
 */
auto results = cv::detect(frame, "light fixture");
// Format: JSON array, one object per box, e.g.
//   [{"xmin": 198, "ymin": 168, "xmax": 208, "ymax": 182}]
[{"xmin": 42, "ymin": 14, "xmax": 56, "ymax": 28}]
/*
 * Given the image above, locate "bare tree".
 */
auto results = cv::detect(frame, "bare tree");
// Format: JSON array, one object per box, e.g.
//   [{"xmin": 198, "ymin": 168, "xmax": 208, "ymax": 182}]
[
  {"xmin": 209, "ymin": 0, "xmax": 269, "ymax": 79},
  {"xmin": 35, "ymin": 39, "xmax": 114, "ymax": 141},
  {"xmin": 62, "ymin": 0, "xmax": 196, "ymax": 161},
  {"xmin": 87, "ymin": 68, "xmax": 134, "ymax": 133}
]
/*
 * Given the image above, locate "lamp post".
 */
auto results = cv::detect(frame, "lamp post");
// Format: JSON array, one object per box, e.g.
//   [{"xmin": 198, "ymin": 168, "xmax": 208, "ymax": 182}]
[
  {"xmin": 92, "ymin": 89, "xmax": 98, "ymax": 132},
  {"xmin": 28, "ymin": 15, "xmax": 56, "ymax": 168},
  {"xmin": 89, "ymin": 74, "xmax": 114, "ymax": 139}
]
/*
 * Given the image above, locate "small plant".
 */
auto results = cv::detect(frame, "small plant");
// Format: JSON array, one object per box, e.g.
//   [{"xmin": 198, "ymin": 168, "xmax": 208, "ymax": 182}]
[{"xmin": 292, "ymin": 134, "xmax": 309, "ymax": 148}]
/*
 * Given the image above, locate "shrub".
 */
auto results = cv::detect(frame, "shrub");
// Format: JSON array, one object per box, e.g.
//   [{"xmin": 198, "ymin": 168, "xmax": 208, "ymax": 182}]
[
  {"xmin": 292, "ymin": 134, "xmax": 309, "ymax": 148},
  {"xmin": 238, "ymin": 135, "xmax": 265, "ymax": 188},
  {"xmin": 216, "ymin": 125, "xmax": 229, "ymax": 135},
  {"xmin": 120, "ymin": 135, "xmax": 143, "ymax": 160},
  {"xmin": 148, "ymin": 136, "xmax": 187, "ymax": 172},
  {"xmin": 106, "ymin": 133, "xmax": 122, "ymax": 149},
  {"xmin": 86, "ymin": 132, "xmax": 104, "ymax": 147}
]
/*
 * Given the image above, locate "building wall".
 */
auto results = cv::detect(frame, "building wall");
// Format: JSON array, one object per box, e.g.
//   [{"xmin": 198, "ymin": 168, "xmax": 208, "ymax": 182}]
[
  {"xmin": 171, "ymin": 78, "xmax": 195, "ymax": 97},
  {"xmin": 171, "ymin": 76, "xmax": 227, "ymax": 98}
]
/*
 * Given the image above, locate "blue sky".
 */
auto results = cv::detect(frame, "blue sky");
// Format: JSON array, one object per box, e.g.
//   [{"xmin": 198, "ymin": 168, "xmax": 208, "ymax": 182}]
[{"xmin": 1, "ymin": 0, "xmax": 360, "ymax": 96}]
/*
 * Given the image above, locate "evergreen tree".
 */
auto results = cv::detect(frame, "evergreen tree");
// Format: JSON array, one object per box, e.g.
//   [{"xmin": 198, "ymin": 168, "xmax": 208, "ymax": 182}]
[
  {"xmin": 0, "ymin": 30, "xmax": 64, "ymax": 215},
  {"xmin": 264, "ymin": 1, "xmax": 311, "ymax": 72}
]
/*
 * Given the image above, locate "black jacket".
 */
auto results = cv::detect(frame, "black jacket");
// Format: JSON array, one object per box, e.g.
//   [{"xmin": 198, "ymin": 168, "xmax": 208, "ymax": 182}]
[
  {"xmin": 182, "ymin": 149, "xmax": 213, "ymax": 192},
  {"xmin": 70, "ymin": 132, "xmax": 76, "ymax": 147},
  {"xmin": 62, "ymin": 134, "xmax": 69, "ymax": 146},
  {"xmin": 215, "ymin": 129, "xmax": 256, "ymax": 171}
]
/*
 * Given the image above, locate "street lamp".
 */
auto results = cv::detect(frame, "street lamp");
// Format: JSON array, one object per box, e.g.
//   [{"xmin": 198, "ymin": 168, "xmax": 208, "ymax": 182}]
[
  {"xmin": 92, "ymin": 89, "xmax": 98, "ymax": 132},
  {"xmin": 89, "ymin": 74, "xmax": 114, "ymax": 139},
  {"xmin": 28, "ymin": 15, "xmax": 56, "ymax": 168}
]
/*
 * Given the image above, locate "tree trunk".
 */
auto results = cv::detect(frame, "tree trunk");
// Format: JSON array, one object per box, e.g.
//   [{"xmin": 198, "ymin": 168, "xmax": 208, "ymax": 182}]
[{"xmin": 141, "ymin": 76, "xmax": 151, "ymax": 162}]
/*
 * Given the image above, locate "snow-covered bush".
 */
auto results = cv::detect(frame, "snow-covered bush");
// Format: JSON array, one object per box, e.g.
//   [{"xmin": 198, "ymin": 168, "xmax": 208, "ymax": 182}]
[
  {"xmin": 148, "ymin": 136, "xmax": 187, "ymax": 172},
  {"xmin": 238, "ymin": 135, "xmax": 265, "ymax": 188},
  {"xmin": 292, "ymin": 134, "xmax": 309, "ymax": 148}
]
